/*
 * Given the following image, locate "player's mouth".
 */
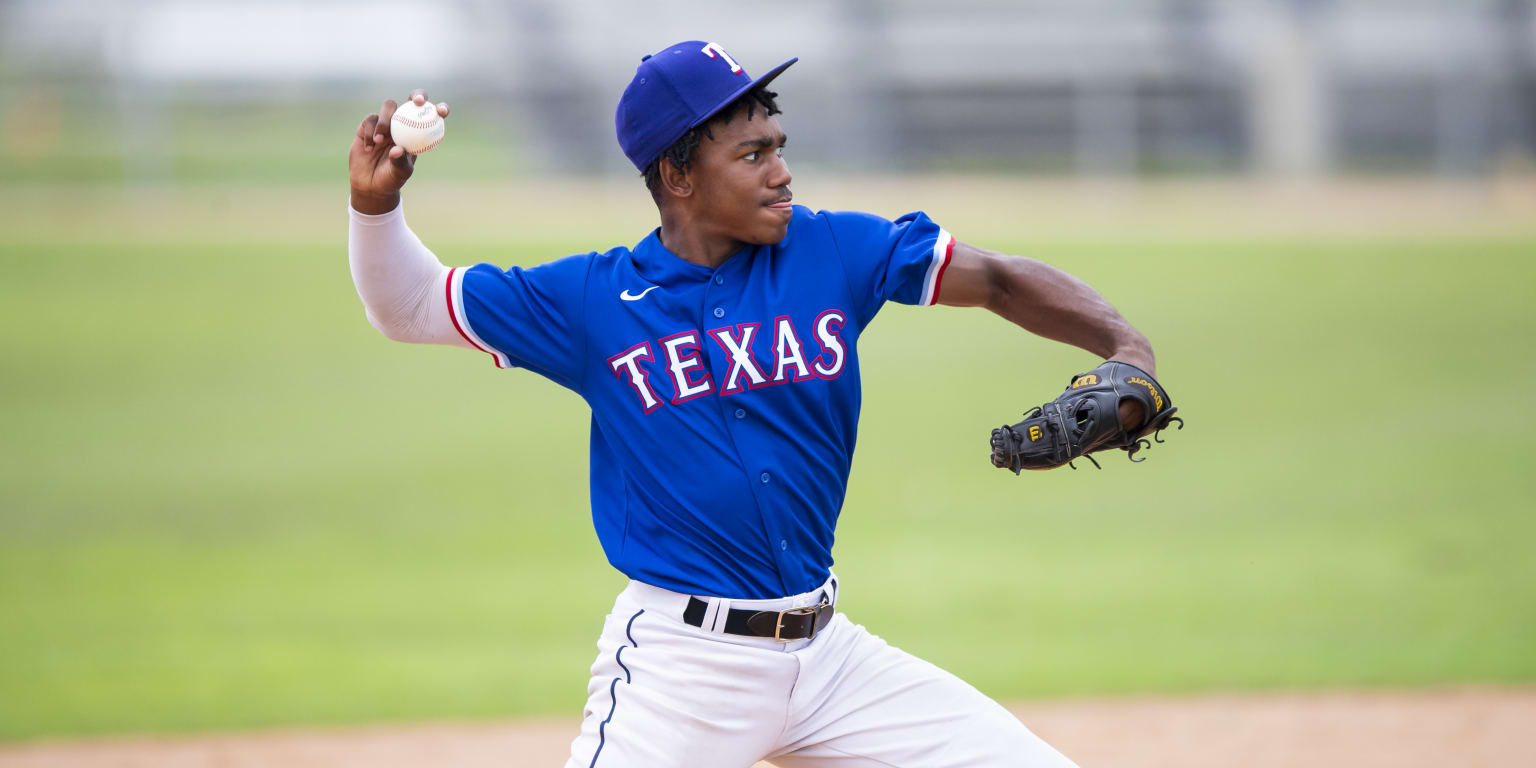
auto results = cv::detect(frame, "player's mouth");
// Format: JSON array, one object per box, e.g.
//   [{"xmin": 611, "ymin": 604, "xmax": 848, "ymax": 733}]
[{"xmin": 766, "ymin": 193, "xmax": 793, "ymax": 211}]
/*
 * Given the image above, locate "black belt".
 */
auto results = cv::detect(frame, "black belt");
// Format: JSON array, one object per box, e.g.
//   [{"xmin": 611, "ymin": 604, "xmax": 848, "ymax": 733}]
[{"xmin": 683, "ymin": 583, "xmax": 836, "ymax": 641}]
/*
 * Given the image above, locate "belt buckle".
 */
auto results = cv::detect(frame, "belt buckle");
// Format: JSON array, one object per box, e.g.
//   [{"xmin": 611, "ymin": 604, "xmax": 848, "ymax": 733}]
[{"xmin": 774, "ymin": 603, "xmax": 824, "ymax": 642}]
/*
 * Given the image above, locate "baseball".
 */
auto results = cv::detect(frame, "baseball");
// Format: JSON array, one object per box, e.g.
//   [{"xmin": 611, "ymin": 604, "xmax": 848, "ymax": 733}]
[{"xmin": 390, "ymin": 99, "xmax": 445, "ymax": 155}]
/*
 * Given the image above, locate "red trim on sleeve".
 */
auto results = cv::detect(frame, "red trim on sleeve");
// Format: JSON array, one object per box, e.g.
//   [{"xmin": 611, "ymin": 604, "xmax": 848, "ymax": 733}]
[
  {"xmin": 444, "ymin": 266, "xmax": 503, "ymax": 367},
  {"xmin": 927, "ymin": 236, "xmax": 955, "ymax": 305}
]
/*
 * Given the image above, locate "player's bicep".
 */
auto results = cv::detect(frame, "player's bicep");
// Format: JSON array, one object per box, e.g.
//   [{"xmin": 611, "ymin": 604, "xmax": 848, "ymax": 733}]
[
  {"xmin": 934, "ymin": 240, "xmax": 1006, "ymax": 309},
  {"xmin": 367, "ymin": 265, "xmax": 482, "ymax": 351}
]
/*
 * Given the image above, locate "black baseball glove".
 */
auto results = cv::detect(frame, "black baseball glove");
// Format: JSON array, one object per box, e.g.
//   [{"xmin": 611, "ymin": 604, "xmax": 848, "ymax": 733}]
[{"xmin": 990, "ymin": 360, "xmax": 1183, "ymax": 473}]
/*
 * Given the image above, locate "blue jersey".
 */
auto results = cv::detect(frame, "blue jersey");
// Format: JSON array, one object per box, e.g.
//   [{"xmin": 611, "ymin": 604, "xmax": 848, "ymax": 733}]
[{"xmin": 447, "ymin": 206, "xmax": 953, "ymax": 599}]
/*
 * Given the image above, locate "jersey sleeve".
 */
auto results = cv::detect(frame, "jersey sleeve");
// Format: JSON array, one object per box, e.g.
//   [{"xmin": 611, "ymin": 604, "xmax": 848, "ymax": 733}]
[
  {"xmin": 822, "ymin": 209, "xmax": 954, "ymax": 325},
  {"xmin": 445, "ymin": 253, "xmax": 590, "ymax": 391}
]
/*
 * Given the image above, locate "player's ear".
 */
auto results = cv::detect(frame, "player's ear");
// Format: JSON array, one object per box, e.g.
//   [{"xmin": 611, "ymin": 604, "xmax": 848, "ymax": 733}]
[{"xmin": 659, "ymin": 158, "xmax": 693, "ymax": 200}]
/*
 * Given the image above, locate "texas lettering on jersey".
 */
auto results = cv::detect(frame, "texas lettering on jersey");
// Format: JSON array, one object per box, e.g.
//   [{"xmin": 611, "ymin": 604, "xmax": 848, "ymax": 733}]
[
  {"xmin": 448, "ymin": 207, "xmax": 949, "ymax": 599},
  {"xmin": 607, "ymin": 310, "xmax": 847, "ymax": 411}
]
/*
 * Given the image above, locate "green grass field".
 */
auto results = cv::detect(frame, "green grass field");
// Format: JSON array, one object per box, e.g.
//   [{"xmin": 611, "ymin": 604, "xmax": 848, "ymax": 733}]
[{"xmin": 1, "ymin": 181, "xmax": 1533, "ymax": 741}]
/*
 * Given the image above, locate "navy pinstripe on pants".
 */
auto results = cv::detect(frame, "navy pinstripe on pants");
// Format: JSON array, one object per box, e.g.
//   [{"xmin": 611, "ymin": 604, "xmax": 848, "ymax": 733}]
[{"xmin": 590, "ymin": 609, "xmax": 644, "ymax": 767}]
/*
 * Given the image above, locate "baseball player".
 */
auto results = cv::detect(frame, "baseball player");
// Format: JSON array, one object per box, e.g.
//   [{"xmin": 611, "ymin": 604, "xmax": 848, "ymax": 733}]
[{"xmin": 348, "ymin": 41, "xmax": 1178, "ymax": 767}]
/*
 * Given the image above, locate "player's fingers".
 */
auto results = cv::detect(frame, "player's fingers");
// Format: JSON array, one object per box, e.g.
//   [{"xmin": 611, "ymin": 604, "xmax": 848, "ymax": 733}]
[
  {"xmin": 435, "ymin": 102, "xmax": 449, "ymax": 118},
  {"xmin": 357, "ymin": 113, "xmax": 380, "ymax": 149},
  {"xmin": 377, "ymin": 98, "xmax": 399, "ymax": 141},
  {"xmin": 388, "ymin": 145, "xmax": 414, "ymax": 174},
  {"xmin": 409, "ymin": 88, "xmax": 428, "ymax": 106}
]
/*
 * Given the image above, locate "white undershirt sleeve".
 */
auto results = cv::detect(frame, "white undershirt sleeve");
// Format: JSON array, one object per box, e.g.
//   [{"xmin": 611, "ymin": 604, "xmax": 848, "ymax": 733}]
[{"xmin": 347, "ymin": 200, "xmax": 472, "ymax": 349}]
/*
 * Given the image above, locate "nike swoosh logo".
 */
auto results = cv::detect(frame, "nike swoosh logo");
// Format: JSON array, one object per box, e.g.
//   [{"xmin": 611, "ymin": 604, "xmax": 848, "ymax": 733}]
[{"xmin": 619, "ymin": 286, "xmax": 659, "ymax": 302}]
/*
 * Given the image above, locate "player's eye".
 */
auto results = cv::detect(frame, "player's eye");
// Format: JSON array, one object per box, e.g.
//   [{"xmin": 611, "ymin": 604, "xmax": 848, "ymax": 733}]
[{"xmin": 745, "ymin": 151, "xmax": 759, "ymax": 162}]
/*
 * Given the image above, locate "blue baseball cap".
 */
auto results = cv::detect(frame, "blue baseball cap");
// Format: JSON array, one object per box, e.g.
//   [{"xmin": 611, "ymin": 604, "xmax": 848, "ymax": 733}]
[{"xmin": 616, "ymin": 41, "xmax": 797, "ymax": 171}]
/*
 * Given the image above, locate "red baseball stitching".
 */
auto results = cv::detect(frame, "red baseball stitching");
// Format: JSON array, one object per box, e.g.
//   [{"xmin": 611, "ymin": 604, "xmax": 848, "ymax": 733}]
[
  {"xmin": 392, "ymin": 112, "xmax": 441, "ymax": 130},
  {"xmin": 406, "ymin": 136, "xmax": 442, "ymax": 154}
]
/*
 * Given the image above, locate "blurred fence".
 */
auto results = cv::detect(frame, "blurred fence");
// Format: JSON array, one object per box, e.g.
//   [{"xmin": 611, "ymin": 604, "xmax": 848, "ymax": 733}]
[{"xmin": 1, "ymin": 0, "xmax": 1533, "ymax": 182}]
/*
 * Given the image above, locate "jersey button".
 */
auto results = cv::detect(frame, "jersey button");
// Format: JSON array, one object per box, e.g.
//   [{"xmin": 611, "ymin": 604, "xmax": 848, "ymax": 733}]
[
  {"xmin": 760, "ymin": 472, "xmax": 771, "ymax": 484},
  {"xmin": 714, "ymin": 275, "xmax": 725, "ymax": 286},
  {"xmin": 780, "ymin": 539, "xmax": 788, "ymax": 551},
  {"xmin": 734, "ymin": 408, "xmax": 746, "ymax": 419},
  {"xmin": 712, "ymin": 307, "xmax": 725, "ymax": 318}
]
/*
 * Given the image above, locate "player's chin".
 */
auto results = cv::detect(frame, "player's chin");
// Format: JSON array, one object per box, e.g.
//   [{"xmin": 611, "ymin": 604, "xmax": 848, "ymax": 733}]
[{"xmin": 745, "ymin": 207, "xmax": 792, "ymax": 244}]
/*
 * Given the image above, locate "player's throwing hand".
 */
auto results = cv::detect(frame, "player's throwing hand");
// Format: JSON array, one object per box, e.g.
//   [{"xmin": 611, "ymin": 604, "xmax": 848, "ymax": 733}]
[{"xmin": 348, "ymin": 89, "xmax": 448, "ymax": 214}]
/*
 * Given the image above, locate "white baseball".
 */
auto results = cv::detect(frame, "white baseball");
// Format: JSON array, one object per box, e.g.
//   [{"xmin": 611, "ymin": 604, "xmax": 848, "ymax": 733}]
[{"xmin": 390, "ymin": 99, "xmax": 445, "ymax": 155}]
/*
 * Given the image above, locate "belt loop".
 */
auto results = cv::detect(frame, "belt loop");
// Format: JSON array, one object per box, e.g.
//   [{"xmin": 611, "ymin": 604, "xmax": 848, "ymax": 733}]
[{"xmin": 711, "ymin": 598, "xmax": 733, "ymax": 633}]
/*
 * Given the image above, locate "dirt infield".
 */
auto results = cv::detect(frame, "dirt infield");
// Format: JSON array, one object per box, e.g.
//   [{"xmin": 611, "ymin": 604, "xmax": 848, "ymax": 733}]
[{"xmin": 1, "ymin": 688, "xmax": 1530, "ymax": 767}]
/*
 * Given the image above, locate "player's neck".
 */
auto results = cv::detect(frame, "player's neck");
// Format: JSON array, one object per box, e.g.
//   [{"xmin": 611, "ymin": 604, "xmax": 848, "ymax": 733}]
[{"xmin": 657, "ymin": 217, "xmax": 743, "ymax": 271}]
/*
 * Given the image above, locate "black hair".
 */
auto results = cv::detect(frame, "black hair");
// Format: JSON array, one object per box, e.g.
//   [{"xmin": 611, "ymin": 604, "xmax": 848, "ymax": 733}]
[{"xmin": 642, "ymin": 87, "xmax": 782, "ymax": 196}]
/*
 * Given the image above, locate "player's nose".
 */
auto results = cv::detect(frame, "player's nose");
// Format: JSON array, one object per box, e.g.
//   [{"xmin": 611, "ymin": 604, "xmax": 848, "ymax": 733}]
[{"xmin": 767, "ymin": 152, "xmax": 792, "ymax": 188}]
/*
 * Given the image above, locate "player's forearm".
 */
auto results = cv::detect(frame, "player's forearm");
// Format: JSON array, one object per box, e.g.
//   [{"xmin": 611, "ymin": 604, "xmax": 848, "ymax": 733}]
[
  {"xmin": 985, "ymin": 253, "xmax": 1155, "ymax": 376},
  {"xmin": 346, "ymin": 200, "xmax": 466, "ymax": 347}
]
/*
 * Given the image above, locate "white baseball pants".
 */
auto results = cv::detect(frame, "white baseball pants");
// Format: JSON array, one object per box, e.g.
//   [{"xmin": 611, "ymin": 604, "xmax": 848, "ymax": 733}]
[{"xmin": 565, "ymin": 576, "xmax": 1077, "ymax": 767}]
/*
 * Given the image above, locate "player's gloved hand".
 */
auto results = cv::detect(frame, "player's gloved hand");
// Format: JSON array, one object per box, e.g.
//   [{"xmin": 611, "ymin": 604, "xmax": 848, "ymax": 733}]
[
  {"xmin": 348, "ymin": 89, "xmax": 449, "ymax": 214},
  {"xmin": 989, "ymin": 360, "xmax": 1183, "ymax": 473}
]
